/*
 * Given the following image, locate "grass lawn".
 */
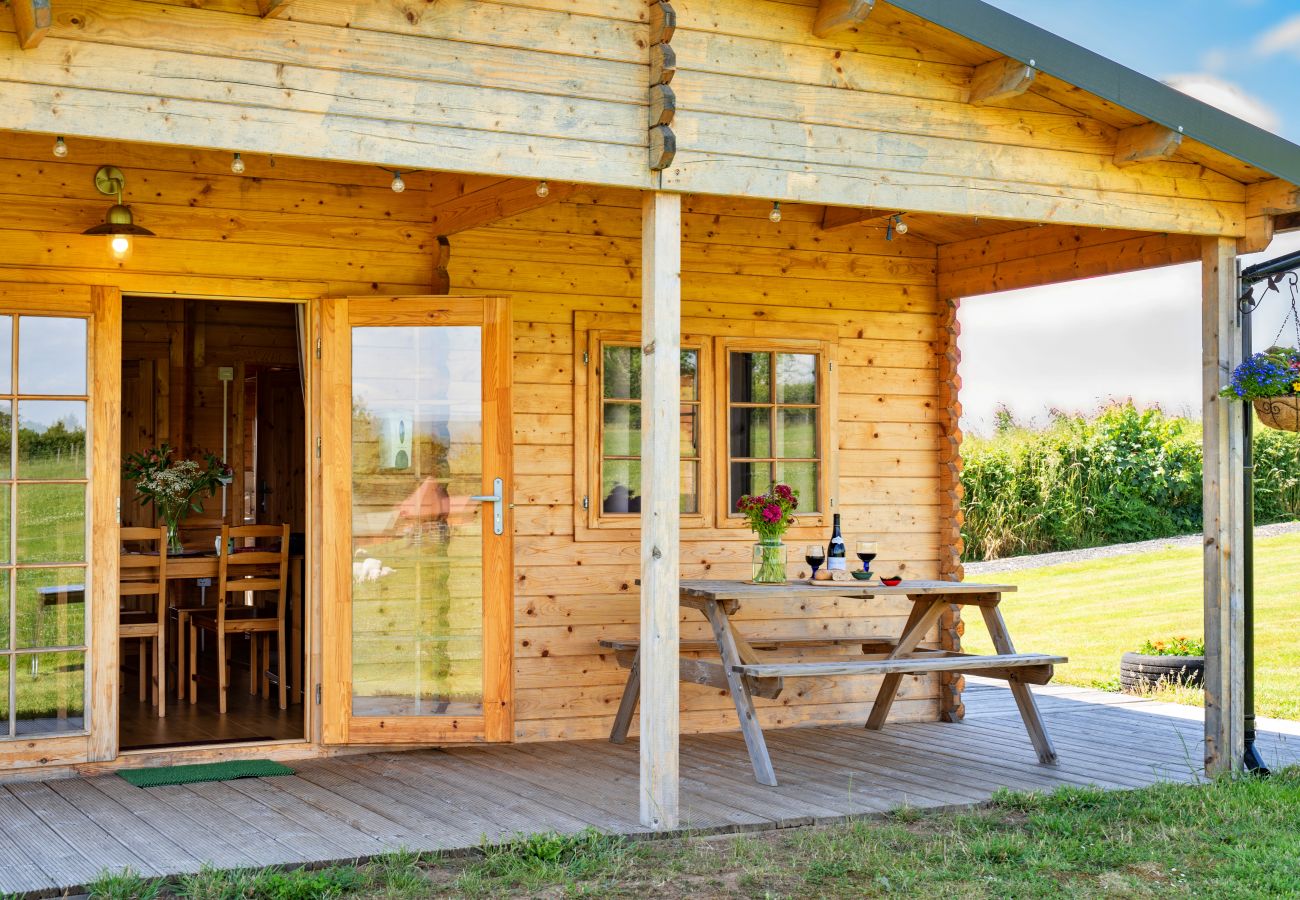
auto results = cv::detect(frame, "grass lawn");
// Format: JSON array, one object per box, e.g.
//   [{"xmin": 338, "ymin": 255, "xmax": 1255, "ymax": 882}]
[
  {"xmin": 963, "ymin": 530, "xmax": 1300, "ymax": 721},
  {"xmin": 87, "ymin": 770, "xmax": 1300, "ymax": 898}
]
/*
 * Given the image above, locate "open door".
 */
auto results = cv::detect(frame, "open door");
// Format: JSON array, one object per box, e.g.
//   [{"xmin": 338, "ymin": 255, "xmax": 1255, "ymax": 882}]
[
  {"xmin": 0, "ymin": 283, "xmax": 120, "ymax": 768},
  {"xmin": 321, "ymin": 296, "xmax": 512, "ymax": 744}
]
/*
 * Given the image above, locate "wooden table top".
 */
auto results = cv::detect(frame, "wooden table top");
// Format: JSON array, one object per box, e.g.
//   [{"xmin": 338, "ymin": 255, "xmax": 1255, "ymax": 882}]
[{"xmin": 678, "ymin": 579, "xmax": 1016, "ymax": 601}]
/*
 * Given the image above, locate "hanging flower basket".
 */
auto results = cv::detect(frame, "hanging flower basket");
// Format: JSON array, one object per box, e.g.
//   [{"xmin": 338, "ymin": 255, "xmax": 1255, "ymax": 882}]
[
  {"xmin": 1221, "ymin": 346, "xmax": 1300, "ymax": 432},
  {"xmin": 1253, "ymin": 395, "xmax": 1300, "ymax": 432}
]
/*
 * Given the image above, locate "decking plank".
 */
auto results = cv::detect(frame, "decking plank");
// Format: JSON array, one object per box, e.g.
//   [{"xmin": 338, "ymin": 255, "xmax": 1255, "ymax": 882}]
[
  {"xmin": 46, "ymin": 778, "xmax": 198, "ymax": 876},
  {"xmin": 10, "ymin": 779, "xmax": 162, "ymax": 882},
  {"xmin": 5, "ymin": 681, "xmax": 1297, "ymax": 897},
  {"xmin": 0, "ymin": 785, "xmax": 104, "ymax": 888},
  {"xmin": 83, "ymin": 776, "xmax": 261, "ymax": 870}
]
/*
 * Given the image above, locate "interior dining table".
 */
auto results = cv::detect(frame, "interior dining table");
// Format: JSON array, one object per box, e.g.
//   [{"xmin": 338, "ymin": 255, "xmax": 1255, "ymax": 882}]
[{"xmin": 120, "ymin": 548, "xmax": 306, "ymax": 716}]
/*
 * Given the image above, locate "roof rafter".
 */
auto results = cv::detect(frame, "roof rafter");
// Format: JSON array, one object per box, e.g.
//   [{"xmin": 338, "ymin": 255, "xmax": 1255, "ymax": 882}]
[
  {"xmin": 813, "ymin": 0, "xmax": 875, "ymax": 38},
  {"xmin": 258, "ymin": 0, "xmax": 294, "ymax": 18},
  {"xmin": 11, "ymin": 0, "xmax": 52, "ymax": 49},
  {"xmin": 1114, "ymin": 123, "xmax": 1184, "ymax": 168},
  {"xmin": 968, "ymin": 57, "xmax": 1036, "ymax": 106},
  {"xmin": 430, "ymin": 178, "xmax": 577, "ymax": 236}
]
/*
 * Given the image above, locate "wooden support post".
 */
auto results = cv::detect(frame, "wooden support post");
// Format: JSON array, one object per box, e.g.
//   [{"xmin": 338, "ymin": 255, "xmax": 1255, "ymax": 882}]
[
  {"xmin": 1202, "ymin": 236, "xmax": 1246, "ymax": 776},
  {"xmin": 11, "ymin": 0, "xmax": 52, "ymax": 49},
  {"xmin": 639, "ymin": 191, "xmax": 681, "ymax": 829}
]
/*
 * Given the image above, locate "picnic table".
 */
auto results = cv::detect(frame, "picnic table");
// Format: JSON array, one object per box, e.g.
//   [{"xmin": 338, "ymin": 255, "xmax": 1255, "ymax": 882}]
[{"xmin": 602, "ymin": 579, "xmax": 1066, "ymax": 786}]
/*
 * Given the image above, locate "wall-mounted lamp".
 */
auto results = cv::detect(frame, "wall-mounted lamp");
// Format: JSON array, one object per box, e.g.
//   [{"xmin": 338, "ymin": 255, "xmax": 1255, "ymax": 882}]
[
  {"xmin": 769, "ymin": 201, "xmax": 782, "ymax": 223},
  {"xmin": 52, "ymin": 136, "xmax": 68, "ymax": 158},
  {"xmin": 886, "ymin": 214, "xmax": 908, "ymax": 241},
  {"xmin": 230, "ymin": 152, "xmax": 245, "ymax": 175},
  {"xmin": 82, "ymin": 166, "xmax": 154, "ymax": 262}
]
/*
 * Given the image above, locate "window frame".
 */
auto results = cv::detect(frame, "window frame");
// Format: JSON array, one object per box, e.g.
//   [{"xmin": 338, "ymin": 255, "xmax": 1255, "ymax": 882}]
[
  {"xmin": 572, "ymin": 312, "xmax": 837, "ymax": 541},
  {"xmin": 714, "ymin": 337, "xmax": 836, "ymax": 532},
  {"xmin": 576, "ymin": 328, "xmax": 713, "ymax": 536}
]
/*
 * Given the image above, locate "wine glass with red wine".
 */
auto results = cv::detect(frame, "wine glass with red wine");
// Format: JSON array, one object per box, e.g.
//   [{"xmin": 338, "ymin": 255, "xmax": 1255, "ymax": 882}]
[
  {"xmin": 805, "ymin": 544, "xmax": 825, "ymax": 578},
  {"xmin": 855, "ymin": 541, "xmax": 878, "ymax": 574}
]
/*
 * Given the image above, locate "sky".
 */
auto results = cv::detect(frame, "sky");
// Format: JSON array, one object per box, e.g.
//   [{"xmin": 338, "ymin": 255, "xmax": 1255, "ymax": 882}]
[{"xmin": 958, "ymin": 1, "xmax": 1300, "ymax": 433}]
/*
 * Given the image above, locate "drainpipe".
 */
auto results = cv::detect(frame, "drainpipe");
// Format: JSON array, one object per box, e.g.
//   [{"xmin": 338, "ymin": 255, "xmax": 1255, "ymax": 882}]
[{"xmin": 1240, "ymin": 279, "xmax": 1267, "ymax": 775}]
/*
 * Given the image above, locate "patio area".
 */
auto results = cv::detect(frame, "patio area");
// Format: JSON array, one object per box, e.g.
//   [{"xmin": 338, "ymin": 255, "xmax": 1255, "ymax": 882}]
[{"xmin": 4, "ymin": 681, "xmax": 1297, "ymax": 897}]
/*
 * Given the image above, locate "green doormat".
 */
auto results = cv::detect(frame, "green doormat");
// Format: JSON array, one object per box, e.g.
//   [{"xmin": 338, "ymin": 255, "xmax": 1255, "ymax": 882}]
[{"xmin": 119, "ymin": 759, "xmax": 294, "ymax": 788}]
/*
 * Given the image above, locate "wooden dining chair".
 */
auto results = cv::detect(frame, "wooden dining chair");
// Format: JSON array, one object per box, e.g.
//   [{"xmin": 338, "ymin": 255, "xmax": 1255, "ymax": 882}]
[
  {"xmin": 119, "ymin": 526, "xmax": 169, "ymax": 717},
  {"xmin": 188, "ymin": 523, "xmax": 290, "ymax": 713}
]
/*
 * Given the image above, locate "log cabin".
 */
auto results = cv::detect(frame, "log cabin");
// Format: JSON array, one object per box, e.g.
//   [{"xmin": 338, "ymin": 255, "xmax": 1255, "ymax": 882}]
[{"xmin": 0, "ymin": 0, "xmax": 1296, "ymax": 831}]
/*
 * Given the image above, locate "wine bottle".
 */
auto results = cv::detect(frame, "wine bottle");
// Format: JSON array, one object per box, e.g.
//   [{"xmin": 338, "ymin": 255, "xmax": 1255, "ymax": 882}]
[{"xmin": 826, "ymin": 513, "xmax": 847, "ymax": 571}]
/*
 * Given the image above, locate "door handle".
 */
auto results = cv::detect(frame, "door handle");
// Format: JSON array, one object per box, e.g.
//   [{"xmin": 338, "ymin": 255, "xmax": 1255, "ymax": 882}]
[{"xmin": 470, "ymin": 477, "xmax": 505, "ymax": 535}]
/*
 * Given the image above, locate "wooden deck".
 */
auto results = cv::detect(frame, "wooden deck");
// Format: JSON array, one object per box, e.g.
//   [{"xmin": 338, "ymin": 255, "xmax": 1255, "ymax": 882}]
[{"xmin": 3, "ymin": 681, "xmax": 1298, "ymax": 897}]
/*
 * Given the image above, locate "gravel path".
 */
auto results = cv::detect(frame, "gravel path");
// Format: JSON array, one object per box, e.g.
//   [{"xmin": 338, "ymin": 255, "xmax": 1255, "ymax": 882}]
[{"xmin": 964, "ymin": 521, "xmax": 1300, "ymax": 576}]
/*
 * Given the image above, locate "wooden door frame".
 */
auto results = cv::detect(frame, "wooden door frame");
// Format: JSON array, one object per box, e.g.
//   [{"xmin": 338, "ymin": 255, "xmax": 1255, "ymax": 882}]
[{"xmin": 320, "ymin": 295, "xmax": 514, "ymax": 745}]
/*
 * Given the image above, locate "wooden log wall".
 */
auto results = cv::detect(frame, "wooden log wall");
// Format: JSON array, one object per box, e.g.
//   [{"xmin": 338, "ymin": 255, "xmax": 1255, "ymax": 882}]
[
  {"xmin": 0, "ymin": 134, "xmax": 440, "ymax": 299},
  {"xmin": 452, "ymin": 189, "xmax": 948, "ymax": 742},
  {"xmin": 0, "ymin": 0, "xmax": 1250, "ymax": 236}
]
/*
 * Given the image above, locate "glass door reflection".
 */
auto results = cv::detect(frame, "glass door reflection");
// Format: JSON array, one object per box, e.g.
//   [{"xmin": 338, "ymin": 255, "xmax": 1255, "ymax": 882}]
[{"xmin": 350, "ymin": 326, "xmax": 483, "ymax": 718}]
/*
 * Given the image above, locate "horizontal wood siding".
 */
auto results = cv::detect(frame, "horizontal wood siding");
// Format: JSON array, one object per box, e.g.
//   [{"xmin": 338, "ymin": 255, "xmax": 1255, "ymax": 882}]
[
  {"xmin": 0, "ymin": 0, "xmax": 651, "ymax": 190},
  {"xmin": 452, "ymin": 190, "xmax": 947, "ymax": 742},
  {"xmin": 661, "ymin": 0, "xmax": 1245, "ymax": 236},
  {"xmin": 0, "ymin": 0, "xmax": 1249, "ymax": 233},
  {"xmin": 0, "ymin": 134, "xmax": 436, "ymax": 297}
]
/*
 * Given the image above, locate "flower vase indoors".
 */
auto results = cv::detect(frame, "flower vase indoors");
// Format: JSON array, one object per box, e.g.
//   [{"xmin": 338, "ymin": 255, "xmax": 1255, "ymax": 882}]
[
  {"xmin": 123, "ymin": 443, "xmax": 232, "ymax": 554},
  {"xmin": 736, "ymin": 483, "xmax": 799, "ymax": 584},
  {"xmin": 1221, "ymin": 346, "xmax": 1300, "ymax": 432}
]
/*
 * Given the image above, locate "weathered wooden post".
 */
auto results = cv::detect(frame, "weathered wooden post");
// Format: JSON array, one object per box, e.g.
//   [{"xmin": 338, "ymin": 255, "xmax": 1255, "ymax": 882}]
[
  {"xmin": 640, "ymin": 190, "xmax": 681, "ymax": 828},
  {"xmin": 1201, "ymin": 236, "xmax": 1246, "ymax": 776}
]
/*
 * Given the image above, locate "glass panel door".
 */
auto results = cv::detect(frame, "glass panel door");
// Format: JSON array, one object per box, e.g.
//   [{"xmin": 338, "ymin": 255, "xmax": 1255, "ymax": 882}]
[
  {"xmin": 0, "ymin": 284, "xmax": 118, "ymax": 768},
  {"xmin": 350, "ymin": 325, "xmax": 484, "ymax": 718},
  {"xmin": 321, "ymin": 297, "xmax": 512, "ymax": 744}
]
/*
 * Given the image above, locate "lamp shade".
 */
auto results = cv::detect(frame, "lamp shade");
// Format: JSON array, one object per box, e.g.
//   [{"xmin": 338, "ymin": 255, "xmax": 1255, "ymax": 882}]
[{"xmin": 83, "ymin": 203, "xmax": 154, "ymax": 261}]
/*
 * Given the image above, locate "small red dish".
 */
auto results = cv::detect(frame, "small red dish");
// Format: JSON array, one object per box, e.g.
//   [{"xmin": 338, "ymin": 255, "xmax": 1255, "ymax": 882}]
[{"xmin": 880, "ymin": 576, "xmax": 902, "ymax": 586}]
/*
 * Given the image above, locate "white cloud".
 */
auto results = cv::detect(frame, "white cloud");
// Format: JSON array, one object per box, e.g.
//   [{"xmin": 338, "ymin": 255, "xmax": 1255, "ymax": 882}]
[
  {"xmin": 1255, "ymin": 13, "xmax": 1300, "ymax": 58},
  {"xmin": 1163, "ymin": 73, "xmax": 1281, "ymax": 133}
]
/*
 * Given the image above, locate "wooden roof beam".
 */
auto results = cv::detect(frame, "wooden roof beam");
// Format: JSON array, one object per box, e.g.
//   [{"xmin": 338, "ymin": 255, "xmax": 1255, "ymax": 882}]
[
  {"xmin": 430, "ymin": 178, "xmax": 576, "ymax": 236},
  {"xmin": 1240, "ymin": 179, "xmax": 1300, "ymax": 253},
  {"xmin": 813, "ymin": 0, "xmax": 875, "ymax": 38},
  {"xmin": 1114, "ymin": 123, "xmax": 1184, "ymax": 168},
  {"xmin": 938, "ymin": 225, "xmax": 1201, "ymax": 298},
  {"xmin": 968, "ymin": 57, "xmax": 1037, "ymax": 106},
  {"xmin": 258, "ymin": 0, "xmax": 293, "ymax": 18},
  {"xmin": 11, "ymin": 0, "xmax": 52, "ymax": 49},
  {"xmin": 820, "ymin": 205, "xmax": 897, "ymax": 230}
]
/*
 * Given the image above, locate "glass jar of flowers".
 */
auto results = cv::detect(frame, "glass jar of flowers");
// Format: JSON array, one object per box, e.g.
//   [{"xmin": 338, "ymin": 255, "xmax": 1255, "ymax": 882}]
[
  {"xmin": 737, "ymin": 483, "xmax": 798, "ymax": 584},
  {"xmin": 123, "ymin": 443, "xmax": 232, "ymax": 554}
]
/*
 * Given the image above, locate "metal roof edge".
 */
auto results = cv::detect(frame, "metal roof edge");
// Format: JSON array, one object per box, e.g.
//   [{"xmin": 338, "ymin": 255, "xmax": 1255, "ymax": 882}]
[{"xmin": 887, "ymin": 0, "xmax": 1300, "ymax": 187}]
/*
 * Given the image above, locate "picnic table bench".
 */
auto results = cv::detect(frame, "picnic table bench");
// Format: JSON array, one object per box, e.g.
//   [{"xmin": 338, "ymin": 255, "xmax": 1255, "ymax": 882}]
[{"xmin": 602, "ymin": 579, "xmax": 1066, "ymax": 786}]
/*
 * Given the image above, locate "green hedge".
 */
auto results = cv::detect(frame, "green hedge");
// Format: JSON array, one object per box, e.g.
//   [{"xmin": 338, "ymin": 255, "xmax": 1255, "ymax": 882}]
[{"xmin": 960, "ymin": 403, "xmax": 1300, "ymax": 561}]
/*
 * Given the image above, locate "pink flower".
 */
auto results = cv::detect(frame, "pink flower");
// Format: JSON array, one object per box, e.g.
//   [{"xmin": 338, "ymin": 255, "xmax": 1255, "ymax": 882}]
[
  {"xmin": 774, "ymin": 484, "xmax": 793, "ymax": 502},
  {"xmin": 761, "ymin": 504, "xmax": 783, "ymax": 524}
]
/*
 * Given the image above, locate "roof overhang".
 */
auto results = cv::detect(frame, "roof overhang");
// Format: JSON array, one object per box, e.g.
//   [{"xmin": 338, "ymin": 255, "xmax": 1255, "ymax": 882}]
[{"xmin": 888, "ymin": 0, "xmax": 1300, "ymax": 186}]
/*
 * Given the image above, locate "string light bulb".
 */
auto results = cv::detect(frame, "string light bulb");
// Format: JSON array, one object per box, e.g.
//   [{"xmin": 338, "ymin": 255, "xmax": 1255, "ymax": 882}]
[
  {"xmin": 769, "ymin": 202, "xmax": 782, "ymax": 223},
  {"xmin": 52, "ymin": 136, "xmax": 68, "ymax": 158},
  {"xmin": 390, "ymin": 171, "xmax": 406, "ymax": 193},
  {"xmin": 536, "ymin": 180, "xmax": 550, "ymax": 198},
  {"xmin": 230, "ymin": 153, "xmax": 245, "ymax": 175},
  {"xmin": 886, "ymin": 214, "xmax": 908, "ymax": 241}
]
